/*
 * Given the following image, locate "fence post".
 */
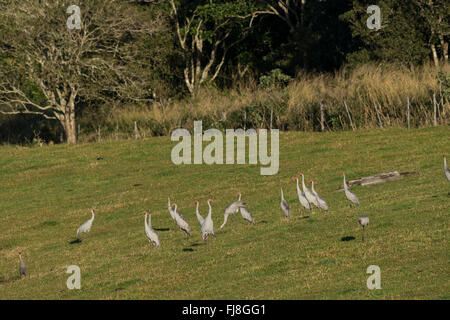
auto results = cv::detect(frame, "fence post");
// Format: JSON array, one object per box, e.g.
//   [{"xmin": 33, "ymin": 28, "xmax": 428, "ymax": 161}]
[
  {"xmin": 134, "ymin": 121, "xmax": 138, "ymax": 140},
  {"xmin": 373, "ymin": 100, "xmax": 384, "ymax": 129},
  {"xmin": 116, "ymin": 122, "xmax": 119, "ymax": 140},
  {"xmin": 406, "ymin": 96, "xmax": 410, "ymax": 129},
  {"xmin": 433, "ymin": 93, "xmax": 437, "ymax": 126},
  {"xmin": 343, "ymin": 101, "xmax": 355, "ymax": 131},
  {"xmin": 270, "ymin": 106, "xmax": 273, "ymax": 130},
  {"xmin": 77, "ymin": 124, "xmax": 80, "ymax": 139},
  {"xmin": 97, "ymin": 125, "xmax": 101, "ymax": 142},
  {"xmin": 320, "ymin": 102, "xmax": 325, "ymax": 132}
]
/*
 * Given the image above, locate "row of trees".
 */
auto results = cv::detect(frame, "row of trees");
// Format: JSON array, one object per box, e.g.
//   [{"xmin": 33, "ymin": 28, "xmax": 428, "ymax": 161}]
[{"xmin": 0, "ymin": 0, "xmax": 448, "ymax": 143}]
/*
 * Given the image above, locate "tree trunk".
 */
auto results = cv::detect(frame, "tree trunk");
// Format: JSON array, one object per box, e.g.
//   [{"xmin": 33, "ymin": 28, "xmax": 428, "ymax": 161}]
[
  {"xmin": 431, "ymin": 43, "xmax": 439, "ymax": 67},
  {"xmin": 439, "ymin": 34, "xmax": 448, "ymax": 63},
  {"xmin": 64, "ymin": 99, "xmax": 77, "ymax": 144}
]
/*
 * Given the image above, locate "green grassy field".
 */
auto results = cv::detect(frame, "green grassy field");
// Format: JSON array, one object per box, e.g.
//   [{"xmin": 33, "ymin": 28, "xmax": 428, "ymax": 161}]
[{"xmin": 0, "ymin": 127, "xmax": 449, "ymax": 299}]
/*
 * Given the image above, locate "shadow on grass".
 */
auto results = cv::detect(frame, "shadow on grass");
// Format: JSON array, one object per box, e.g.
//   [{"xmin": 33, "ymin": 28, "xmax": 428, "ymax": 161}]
[
  {"xmin": 133, "ymin": 184, "xmax": 142, "ymax": 187},
  {"xmin": 154, "ymin": 228, "xmax": 170, "ymax": 232},
  {"xmin": 69, "ymin": 239, "xmax": 82, "ymax": 245},
  {"xmin": 182, "ymin": 248, "xmax": 194, "ymax": 252},
  {"xmin": 341, "ymin": 236, "xmax": 356, "ymax": 242},
  {"xmin": 190, "ymin": 242, "xmax": 203, "ymax": 247},
  {"xmin": 299, "ymin": 215, "xmax": 310, "ymax": 219}
]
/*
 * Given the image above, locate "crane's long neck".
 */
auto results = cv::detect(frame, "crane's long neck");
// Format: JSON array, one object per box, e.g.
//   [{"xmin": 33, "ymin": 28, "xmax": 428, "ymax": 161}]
[
  {"xmin": 311, "ymin": 181, "xmax": 315, "ymax": 193},
  {"xmin": 280, "ymin": 188, "xmax": 285, "ymax": 200},
  {"xmin": 445, "ymin": 157, "xmax": 448, "ymax": 170},
  {"xmin": 301, "ymin": 175, "xmax": 307, "ymax": 190},
  {"xmin": 296, "ymin": 178, "xmax": 301, "ymax": 193},
  {"xmin": 343, "ymin": 175, "xmax": 348, "ymax": 191},
  {"xmin": 168, "ymin": 197, "xmax": 171, "ymax": 209},
  {"xmin": 238, "ymin": 194, "xmax": 241, "ymax": 201},
  {"xmin": 19, "ymin": 254, "xmax": 23, "ymax": 263},
  {"xmin": 207, "ymin": 201, "xmax": 212, "ymax": 219},
  {"xmin": 220, "ymin": 214, "xmax": 228, "ymax": 229},
  {"xmin": 144, "ymin": 213, "xmax": 148, "ymax": 226},
  {"xmin": 147, "ymin": 214, "xmax": 152, "ymax": 228},
  {"xmin": 91, "ymin": 210, "xmax": 95, "ymax": 221},
  {"xmin": 195, "ymin": 202, "xmax": 199, "ymax": 215}
]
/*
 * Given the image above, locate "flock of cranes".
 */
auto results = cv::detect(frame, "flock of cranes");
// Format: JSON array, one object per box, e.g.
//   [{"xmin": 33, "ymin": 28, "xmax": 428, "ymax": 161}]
[{"xmin": 15, "ymin": 155, "xmax": 450, "ymax": 277}]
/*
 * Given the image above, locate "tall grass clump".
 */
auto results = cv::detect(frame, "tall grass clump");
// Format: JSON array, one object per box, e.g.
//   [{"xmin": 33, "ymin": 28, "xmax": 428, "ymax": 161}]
[{"xmin": 80, "ymin": 63, "xmax": 449, "ymax": 141}]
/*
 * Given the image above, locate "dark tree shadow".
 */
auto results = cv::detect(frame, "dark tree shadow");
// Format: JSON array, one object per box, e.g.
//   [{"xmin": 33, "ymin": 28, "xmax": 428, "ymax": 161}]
[
  {"xmin": 69, "ymin": 239, "xmax": 82, "ymax": 244},
  {"xmin": 341, "ymin": 236, "xmax": 356, "ymax": 242},
  {"xmin": 259, "ymin": 220, "xmax": 267, "ymax": 224}
]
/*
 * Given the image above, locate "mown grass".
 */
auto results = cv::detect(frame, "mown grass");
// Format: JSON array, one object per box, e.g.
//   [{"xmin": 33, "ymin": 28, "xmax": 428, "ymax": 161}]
[{"xmin": 0, "ymin": 127, "xmax": 449, "ymax": 299}]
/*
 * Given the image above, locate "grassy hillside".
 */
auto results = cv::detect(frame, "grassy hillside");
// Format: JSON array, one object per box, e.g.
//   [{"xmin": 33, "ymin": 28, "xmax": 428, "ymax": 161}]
[{"xmin": 0, "ymin": 127, "xmax": 449, "ymax": 299}]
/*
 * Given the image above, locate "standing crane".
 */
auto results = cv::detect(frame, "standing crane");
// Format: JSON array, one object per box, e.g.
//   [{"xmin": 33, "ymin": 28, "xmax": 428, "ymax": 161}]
[
  {"xmin": 143, "ymin": 211, "xmax": 160, "ymax": 248},
  {"xmin": 444, "ymin": 154, "xmax": 450, "ymax": 181},
  {"xmin": 294, "ymin": 176, "xmax": 311, "ymax": 215},
  {"xmin": 171, "ymin": 203, "xmax": 191, "ymax": 237},
  {"xmin": 18, "ymin": 251, "xmax": 26, "ymax": 277},
  {"xmin": 220, "ymin": 199, "xmax": 247, "ymax": 230},
  {"xmin": 237, "ymin": 192, "xmax": 255, "ymax": 224},
  {"xmin": 168, "ymin": 197, "xmax": 176, "ymax": 221},
  {"xmin": 310, "ymin": 180, "xmax": 329, "ymax": 211},
  {"xmin": 194, "ymin": 200, "xmax": 205, "ymax": 226},
  {"xmin": 201, "ymin": 199, "xmax": 216, "ymax": 241},
  {"xmin": 358, "ymin": 216, "xmax": 369, "ymax": 241},
  {"xmin": 300, "ymin": 173, "xmax": 319, "ymax": 209},
  {"xmin": 77, "ymin": 208, "xmax": 95, "ymax": 239},
  {"xmin": 280, "ymin": 186, "xmax": 290, "ymax": 219},
  {"xmin": 342, "ymin": 173, "xmax": 360, "ymax": 206}
]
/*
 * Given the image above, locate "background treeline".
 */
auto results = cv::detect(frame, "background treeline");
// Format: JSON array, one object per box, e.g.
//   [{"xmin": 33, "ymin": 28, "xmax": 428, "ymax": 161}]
[{"xmin": 0, "ymin": 0, "xmax": 448, "ymax": 144}]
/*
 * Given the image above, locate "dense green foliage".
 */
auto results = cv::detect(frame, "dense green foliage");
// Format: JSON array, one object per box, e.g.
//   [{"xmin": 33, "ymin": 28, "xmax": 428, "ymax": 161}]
[{"xmin": 0, "ymin": 0, "xmax": 448, "ymax": 143}]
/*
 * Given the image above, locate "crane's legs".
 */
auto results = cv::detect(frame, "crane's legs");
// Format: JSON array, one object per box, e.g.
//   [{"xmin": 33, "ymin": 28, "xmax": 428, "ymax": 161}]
[{"xmin": 362, "ymin": 227, "xmax": 365, "ymax": 242}]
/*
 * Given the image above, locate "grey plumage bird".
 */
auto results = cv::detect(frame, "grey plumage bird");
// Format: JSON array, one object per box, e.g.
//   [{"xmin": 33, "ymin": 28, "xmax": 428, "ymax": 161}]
[
  {"xmin": 342, "ymin": 173, "xmax": 360, "ymax": 207},
  {"xmin": 358, "ymin": 216, "xmax": 369, "ymax": 241},
  {"xmin": 294, "ymin": 176, "xmax": 311, "ymax": 214},
  {"xmin": 310, "ymin": 180, "xmax": 329, "ymax": 211},
  {"xmin": 201, "ymin": 199, "xmax": 216, "ymax": 241},
  {"xmin": 194, "ymin": 200, "xmax": 205, "ymax": 227},
  {"xmin": 18, "ymin": 251, "xmax": 26, "ymax": 277},
  {"xmin": 168, "ymin": 197, "xmax": 176, "ymax": 221},
  {"xmin": 77, "ymin": 208, "xmax": 95, "ymax": 238},
  {"xmin": 220, "ymin": 200, "xmax": 247, "ymax": 230},
  {"xmin": 443, "ymin": 154, "xmax": 450, "ymax": 181},
  {"xmin": 237, "ymin": 192, "xmax": 255, "ymax": 224},
  {"xmin": 171, "ymin": 203, "xmax": 191, "ymax": 237},
  {"xmin": 300, "ymin": 173, "xmax": 319, "ymax": 209},
  {"xmin": 144, "ymin": 211, "xmax": 160, "ymax": 248},
  {"xmin": 280, "ymin": 186, "xmax": 290, "ymax": 218}
]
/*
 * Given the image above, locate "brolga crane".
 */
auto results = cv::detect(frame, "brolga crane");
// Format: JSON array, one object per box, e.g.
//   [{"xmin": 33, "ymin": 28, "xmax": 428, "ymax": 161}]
[
  {"xmin": 358, "ymin": 216, "xmax": 369, "ymax": 241},
  {"xmin": 300, "ymin": 173, "xmax": 319, "ymax": 209},
  {"xmin": 220, "ymin": 199, "xmax": 247, "ymax": 230},
  {"xmin": 293, "ymin": 176, "xmax": 311, "ymax": 215},
  {"xmin": 280, "ymin": 186, "xmax": 290, "ymax": 219},
  {"xmin": 201, "ymin": 199, "xmax": 216, "ymax": 241},
  {"xmin": 310, "ymin": 180, "xmax": 329, "ymax": 211},
  {"xmin": 18, "ymin": 251, "xmax": 26, "ymax": 277},
  {"xmin": 443, "ymin": 155, "xmax": 450, "ymax": 181},
  {"xmin": 77, "ymin": 208, "xmax": 95, "ymax": 239},
  {"xmin": 194, "ymin": 200, "xmax": 205, "ymax": 227},
  {"xmin": 168, "ymin": 197, "xmax": 176, "ymax": 221},
  {"xmin": 171, "ymin": 203, "xmax": 191, "ymax": 237},
  {"xmin": 143, "ymin": 211, "xmax": 160, "ymax": 248},
  {"xmin": 237, "ymin": 192, "xmax": 255, "ymax": 225},
  {"xmin": 342, "ymin": 173, "xmax": 360, "ymax": 207}
]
